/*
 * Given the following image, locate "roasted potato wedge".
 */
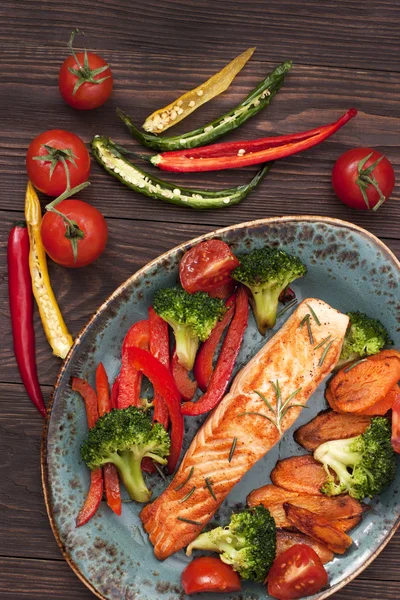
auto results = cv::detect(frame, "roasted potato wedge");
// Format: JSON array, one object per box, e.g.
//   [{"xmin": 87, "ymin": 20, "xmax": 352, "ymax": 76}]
[
  {"xmin": 270, "ymin": 455, "xmax": 328, "ymax": 495},
  {"xmin": 294, "ymin": 410, "xmax": 372, "ymax": 451},
  {"xmin": 284, "ymin": 503, "xmax": 352, "ymax": 554},
  {"xmin": 331, "ymin": 514, "xmax": 362, "ymax": 532},
  {"xmin": 276, "ymin": 530, "xmax": 334, "ymax": 565}
]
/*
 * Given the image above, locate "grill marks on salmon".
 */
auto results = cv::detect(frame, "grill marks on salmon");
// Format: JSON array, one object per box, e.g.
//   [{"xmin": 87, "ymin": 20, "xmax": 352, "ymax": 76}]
[{"xmin": 140, "ymin": 298, "xmax": 349, "ymax": 560}]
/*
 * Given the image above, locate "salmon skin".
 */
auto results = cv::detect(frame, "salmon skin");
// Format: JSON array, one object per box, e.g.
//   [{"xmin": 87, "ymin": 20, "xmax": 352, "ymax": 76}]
[{"xmin": 141, "ymin": 298, "xmax": 349, "ymax": 560}]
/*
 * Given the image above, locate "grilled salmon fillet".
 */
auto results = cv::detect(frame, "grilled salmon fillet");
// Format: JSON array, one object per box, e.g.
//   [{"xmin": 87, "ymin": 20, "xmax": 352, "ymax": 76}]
[{"xmin": 140, "ymin": 298, "xmax": 349, "ymax": 560}]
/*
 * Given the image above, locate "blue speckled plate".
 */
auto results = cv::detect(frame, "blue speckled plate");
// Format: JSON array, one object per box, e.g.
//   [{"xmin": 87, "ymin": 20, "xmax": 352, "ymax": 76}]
[{"xmin": 42, "ymin": 216, "xmax": 400, "ymax": 600}]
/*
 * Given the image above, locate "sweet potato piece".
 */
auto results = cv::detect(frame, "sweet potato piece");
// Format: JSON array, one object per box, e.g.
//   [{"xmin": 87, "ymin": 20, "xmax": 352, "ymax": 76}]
[
  {"xmin": 331, "ymin": 514, "xmax": 362, "ymax": 532},
  {"xmin": 283, "ymin": 503, "xmax": 352, "ymax": 554},
  {"xmin": 360, "ymin": 385, "xmax": 400, "ymax": 416},
  {"xmin": 247, "ymin": 484, "xmax": 300, "ymax": 507},
  {"xmin": 276, "ymin": 530, "xmax": 334, "ymax": 565},
  {"xmin": 294, "ymin": 410, "xmax": 372, "ymax": 451},
  {"xmin": 270, "ymin": 455, "xmax": 327, "ymax": 495},
  {"xmin": 327, "ymin": 351, "xmax": 400, "ymax": 414}
]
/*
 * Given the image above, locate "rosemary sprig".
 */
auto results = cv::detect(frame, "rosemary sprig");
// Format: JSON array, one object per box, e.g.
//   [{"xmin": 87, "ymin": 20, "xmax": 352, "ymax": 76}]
[
  {"xmin": 344, "ymin": 358, "xmax": 368, "ymax": 373},
  {"xmin": 228, "ymin": 437, "xmax": 238, "ymax": 463},
  {"xmin": 153, "ymin": 462, "xmax": 167, "ymax": 481},
  {"xmin": 318, "ymin": 339, "xmax": 336, "ymax": 367},
  {"xmin": 306, "ymin": 317, "xmax": 314, "ymax": 345},
  {"xmin": 277, "ymin": 298, "xmax": 298, "ymax": 318},
  {"xmin": 299, "ymin": 313, "xmax": 310, "ymax": 328},
  {"xmin": 177, "ymin": 516, "xmax": 202, "ymax": 526},
  {"xmin": 179, "ymin": 486, "xmax": 196, "ymax": 503},
  {"xmin": 249, "ymin": 383, "xmax": 305, "ymax": 434},
  {"xmin": 307, "ymin": 304, "xmax": 321, "ymax": 326},
  {"xmin": 314, "ymin": 335, "xmax": 331, "ymax": 350},
  {"xmin": 205, "ymin": 478, "xmax": 217, "ymax": 501},
  {"xmin": 174, "ymin": 466, "xmax": 194, "ymax": 491}
]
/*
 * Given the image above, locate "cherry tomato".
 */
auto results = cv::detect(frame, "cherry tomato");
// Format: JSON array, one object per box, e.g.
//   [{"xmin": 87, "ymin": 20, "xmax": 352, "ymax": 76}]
[
  {"xmin": 41, "ymin": 200, "xmax": 108, "ymax": 268},
  {"xmin": 267, "ymin": 544, "xmax": 328, "ymax": 600},
  {"xmin": 180, "ymin": 240, "xmax": 239, "ymax": 294},
  {"xmin": 391, "ymin": 387, "xmax": 400, "ymax": 453},
  {"xmin": 332, "ymin": 148, "xmax": 395, "ymax": 211},
  {"xmin": 182, "ymin": 557, "xmax": 241, "ymax": 595},
  {"xmin": 208, "ymin": 280, "xmax": 236, "ymax": 299},
  {"xmin": 26, "ymin": 130, "xmax": 91, "ymax": 197}
]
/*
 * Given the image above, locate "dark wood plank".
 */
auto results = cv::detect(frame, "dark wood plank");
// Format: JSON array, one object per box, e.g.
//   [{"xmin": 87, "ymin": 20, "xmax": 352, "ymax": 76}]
[
  {"xmin": 1, "ymin": 46, "xmax": 399, "ymax": 238},
  {"xmin": 1, "ymin": 210, "xmax": 399, "ymax": 387},
  {"xmin": 1, "ymin": 0, "xmax": 400, "ymax": 72}
]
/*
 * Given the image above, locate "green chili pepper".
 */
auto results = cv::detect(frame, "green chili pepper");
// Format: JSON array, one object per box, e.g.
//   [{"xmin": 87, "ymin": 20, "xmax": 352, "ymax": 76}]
[
  {"xmin": 117, "ymin": 60, "xmax": 292, "ymax": 152},
  {"xmin": 91, "ymin": 136, "xmax": 272, "ymax": 210}
]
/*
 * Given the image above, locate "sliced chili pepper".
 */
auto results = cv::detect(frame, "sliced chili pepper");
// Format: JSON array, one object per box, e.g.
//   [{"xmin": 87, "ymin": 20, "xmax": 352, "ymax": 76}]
[
  {"xmin": 149, "ymin": 307, "xmax": 170, "ymax": 429},
  {"xmin": 117, "ymin": 61, "xmax": 292, "ymax": 151},
  {"xmin": 95, "ymin": 364, "xmax": 122, "ymax": 516},
  {"xmin": 181, "ymin": 286, "xmax": 248, "ymax": 416},
  {"xmin": 72, "ymin": 376, "xmax": 103, "ymax": 526},
  {"xmin": 111, "ymin": 374, "xmax": 120, "ymax": 409},
  {"xmin": 75, "ymin": 468, "xmax": 103, "ymax": 527},
  {"xmin": 143, "ymin": 47, "xmax": 255, "ymax": 134},
  {"xmin": 128, "ymin": 347, "xmax": 183, "ymax": 473},
  {"xmin": 151, "ymin": 109, "xmax": 358, "ymax": 173},
  {"xmin": 172, "ymin": 349, "xmax": 197, "ymax": 401},
  {"xmin": 117, "ymin": 320, "xmax": 150, "ymax": 409},
  {"xmin": 91, "ymin": 137, "xmax": 272, "ymax": 210},
  {"xmin": 8, "ymin": 221, "xmax": 46, "ymax": 418},
  {"xmin": 193, "ymin": 294, "xmax": 236, "ymax": 392}
]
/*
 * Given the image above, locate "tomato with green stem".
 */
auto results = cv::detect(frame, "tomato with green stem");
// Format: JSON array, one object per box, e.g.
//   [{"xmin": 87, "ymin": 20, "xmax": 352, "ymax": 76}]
[
  {"xmin": 41, "ymin": 199, "xmax": 108, "ymax": 268},
  {"xmin": 332, "ymin": 148, "xmax": 395, "ymax": 211},
  {"xmin": 59, "ymin": 29, "xmax": 113, "ymax": 110},
  {"xmin": 26, "ymin": 129, "xmax": 91, "ymax": 197}
]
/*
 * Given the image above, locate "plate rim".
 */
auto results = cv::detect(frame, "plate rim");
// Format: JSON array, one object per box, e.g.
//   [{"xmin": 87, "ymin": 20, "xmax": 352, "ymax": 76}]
[{"xmin": 41, "ymin": 214, "xmax": 400, "ymax": 600}]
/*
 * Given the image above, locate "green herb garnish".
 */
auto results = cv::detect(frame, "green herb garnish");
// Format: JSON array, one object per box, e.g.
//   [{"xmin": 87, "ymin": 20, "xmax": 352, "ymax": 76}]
[{"xmin": 174, "ymin": 466, "xmax": 194, "ymax": 491}]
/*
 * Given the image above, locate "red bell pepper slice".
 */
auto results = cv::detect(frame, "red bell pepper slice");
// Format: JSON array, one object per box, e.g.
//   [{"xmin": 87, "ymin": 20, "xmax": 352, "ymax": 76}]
[
  {"xmin": 181, "ymin": 286, "xmax": 248, "ymax": 416},
  {"xmin": 95, "ymin": 363, "xmax": 122, "ymax": 516},
  {"xmin": 72, "ymin": 377, "xmax": 104, "ymax": 527},
  {"xmin": 172, "ymin": 349, "xmax": 197, "ymax": 401},
  {"xmin": 128, "ymin": 347, "xmax": 183, "ymax": 473},
  {"xmin": 153, "ymin": 109, "xmax": 357, "ymax": 172},
  {"xmin": 111, "ymin": 374, "xmax": 120, "ymax": 409},
  {"xmin": 193, "ymin": 294, "xmax": 236, "ymax": 392},
  {"xmin": 149, "ymin": 307, "xmax": 170, "ymax": 429},
  {"xmin": 117, "ymin": 320, "xmax": 150, "ymax": 409}
]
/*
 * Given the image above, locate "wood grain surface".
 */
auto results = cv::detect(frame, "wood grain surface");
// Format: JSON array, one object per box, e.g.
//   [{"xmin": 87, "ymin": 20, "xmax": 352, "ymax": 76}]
[{"xmin": 0, "ymin": 1, "xmax": 399, "ymax": 598}]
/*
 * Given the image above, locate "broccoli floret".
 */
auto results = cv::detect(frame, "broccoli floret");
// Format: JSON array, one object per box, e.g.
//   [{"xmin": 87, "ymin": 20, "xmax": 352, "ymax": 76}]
[
  {"xmin": 314, "ymin": 417, "xmax": 396, "ymax": 500},
  {"xmin": 153, "ymin": 287, "xmax": 226, "ymax": 370},
  {"xmin": 186, "ymin": 505, "xmax": 276, "ymax": 583},
  {"xmin": 231, "ymin": 246, "xmax": 307, "ymax": 334},
  {"xmin": 81, "ymin": 407, "xmax": 170, "ymax": 503},
  {"xmin": 340, "ymin": 311, "xmax": 392, "ymax": 362}
]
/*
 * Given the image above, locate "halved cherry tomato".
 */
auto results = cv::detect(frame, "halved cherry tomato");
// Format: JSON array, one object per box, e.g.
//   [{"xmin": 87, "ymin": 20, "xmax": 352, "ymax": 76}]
[
  {"xmin": 26, "ymin": 129, "xmax": 91, "ymax": 197},
  {"xmin": 182, "ymin": 557, "xmax": 241, "ymax": 595},
  {"xmin": 391, "ymin": 387, "xmax": 400, "ymax": 453},
  {"xmin": 267, "ymin": 544, "xmax": 328, "ymax": 600},
  {"xmin": 180, "ymin": 240, "xmax": 239, "ymax": 294},
  {"xmin": 332, "ymin": 148, "xmax": 395, "ymax": 211}
]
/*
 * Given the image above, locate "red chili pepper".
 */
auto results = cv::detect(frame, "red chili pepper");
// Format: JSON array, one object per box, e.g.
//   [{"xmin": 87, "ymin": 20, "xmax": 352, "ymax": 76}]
[
  {"xmin": 117, "ymin": 320, "xmax": 150, "ymax": 409},
  {"xmin": 72, "ymin": 377, "xmax": 104, "ymax": 526},
  {"xmin": 152, "ymin": 109, "xmax": 357, "ymax": 172},
  {"xmin": 149, "ymin": 307, "xmax": 170, "ymax": 429},
  {"xmin": 193, "ymin": 294, "xmax": 236, "ymax": 392},
  {"xmin": 7, "ymin": 222, "xmax": 46, "ymax": 418},
  {"xmin": 181, "ymin": 286, "xmax": 248, "ymax": 416},
  {"xmin": 111, "ymin": 374, "xmax": 120, "ymax": 409},
  {"xmin": 128, "ymin": 347, "xmax": 183, "ymax": 473},
  {"xmin": 172, "ymin": 349, "xmax": 197, "ymax": 401},
  {"xmin": 95, "ymin": 364, "xmax": 122, "ymax": 516}
]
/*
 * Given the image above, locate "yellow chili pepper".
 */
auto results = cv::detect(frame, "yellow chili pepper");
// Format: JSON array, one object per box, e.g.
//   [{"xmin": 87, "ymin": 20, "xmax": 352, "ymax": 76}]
[
  {"xmin": 25, "ymin": 181, "xmax": 73, "ymax": 359},
  {"xmin": 143, "ymin": 47, "xmax": 255, "ymax": 134}
]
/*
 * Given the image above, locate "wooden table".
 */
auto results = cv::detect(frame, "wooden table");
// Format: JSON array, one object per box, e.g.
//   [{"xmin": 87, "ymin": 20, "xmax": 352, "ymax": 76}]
[{"xmin": 1, "ymin": 1, "xmax": 399, "ymax": 598}]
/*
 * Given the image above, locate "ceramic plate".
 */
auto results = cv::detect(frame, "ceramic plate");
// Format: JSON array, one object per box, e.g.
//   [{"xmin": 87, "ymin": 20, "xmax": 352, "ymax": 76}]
[{"xmin": 42, "ymin": 216, "xmax": 400, "ymax": 600}]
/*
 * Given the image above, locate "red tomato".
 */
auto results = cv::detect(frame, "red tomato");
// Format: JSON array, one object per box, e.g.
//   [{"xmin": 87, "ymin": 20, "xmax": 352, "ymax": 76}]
[
  {"xmin": 180, "ymin": 240, "xmax": 239, "ymax": 294},
  {"xmin": 332, "ymin": 148, "xmax": 395, "ymax": 211},
  {"xmin": 391, "ymin": 388, "xmax": 400, "ymax": 453},
  {"xmin": 208, "ymin": 280, "xmax": 236, "ymax": 299},
  {"xmin": 59, "ymin": 50, "xmax": 113, "ymax": 110},
  {"xmin": 26, "ymin": 130, "xmax": 91, "ymax": 197},
  {"xmin": 41, "ymin": 200, "xmax": 108, "ymax": 268},
  {"xmin": 182, "ymin": 557, "xmax": 241, "ymax": 595},
  {"xmin": 267, "ymin": 544, "xmax": 328, "ymax": 600}
]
